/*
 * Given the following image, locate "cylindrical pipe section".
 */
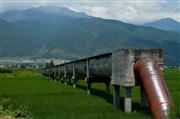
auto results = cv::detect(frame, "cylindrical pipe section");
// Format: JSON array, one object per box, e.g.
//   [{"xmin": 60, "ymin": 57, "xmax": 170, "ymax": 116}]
[{"xmin": 134, "ymin": 59, "xmax": 173, "ymax": 119}]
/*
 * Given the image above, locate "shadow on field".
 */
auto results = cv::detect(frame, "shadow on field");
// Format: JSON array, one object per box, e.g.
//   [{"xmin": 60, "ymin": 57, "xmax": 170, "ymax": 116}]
[
  {"xmin": 76, "ymin": 84, "xmax": 151, "ymax": 116},
  {"xmin": 51, "ymin": 79, "xmax": 151, "ymax": 116}
]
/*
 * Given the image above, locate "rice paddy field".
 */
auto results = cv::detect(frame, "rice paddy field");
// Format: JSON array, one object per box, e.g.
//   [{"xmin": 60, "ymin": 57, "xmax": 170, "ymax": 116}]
[{"xmin": 0, "ymin": 68, "xmax": 179, "ymax": 119}]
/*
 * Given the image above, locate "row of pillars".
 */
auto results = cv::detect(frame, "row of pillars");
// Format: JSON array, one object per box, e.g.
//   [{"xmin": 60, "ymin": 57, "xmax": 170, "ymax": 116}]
[
  {"xmin": 113, "ymin": 85, "xmax": 132, "ymax": 112},
  {"xmin": 50, "ymin": 72, "xmax": 148, "ymax": 113},
  {"xmin": 47, "ymin": 59, "xmax": 148, "ymax": 113},
  {"xmin": 113, "ymin": 85, "xmax": 148, "ymax": 112},
  {"xmin": 51, "ymin": 68, "xmax": 110, "ymax": 96},
  {"xmin": 86, "ymin": 79, "xmax": 110, "ymax": 95},
  {"xmin": 49, "ymin": 68, "xmax": 148, "ymax": 113},
  {"xmin": 51, "ymin": 59, "xmax": 111, "ymax": 95},
  {"xmin": 53, "ymin": 73, "xmax": 148, "ymax": 113},
  {"xmin": 53, "ymin": 75, "xmax": 147, "ymax": 113}
]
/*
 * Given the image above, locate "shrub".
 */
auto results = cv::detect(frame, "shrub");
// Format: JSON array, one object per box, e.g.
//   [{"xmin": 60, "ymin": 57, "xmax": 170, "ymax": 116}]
[
  {"xmin": 0, "ymin": 98, "xmax": 32, "ymax": 119},
  {"xmin": 0, "ymin": 68, "xmax": 12, "ymax": 73}
]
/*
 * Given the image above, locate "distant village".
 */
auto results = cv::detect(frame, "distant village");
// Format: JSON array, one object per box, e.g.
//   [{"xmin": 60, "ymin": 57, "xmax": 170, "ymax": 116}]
[
  {"xmin": 0, "ymin": 58, "xmax": 66, "ymax": 69},
  {"xmin": 0, "ymin": 57, "xmax": 179, "ymax": 69}
]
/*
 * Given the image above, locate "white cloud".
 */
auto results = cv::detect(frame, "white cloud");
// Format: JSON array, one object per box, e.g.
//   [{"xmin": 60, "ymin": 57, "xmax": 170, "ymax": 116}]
[
  {"xmin": 71, "ymin": 5, "xmax": 108, "ymax": 18},
  {"xmin": 1, "ymin": 0, "xmax": 180, "ymax": 24}
]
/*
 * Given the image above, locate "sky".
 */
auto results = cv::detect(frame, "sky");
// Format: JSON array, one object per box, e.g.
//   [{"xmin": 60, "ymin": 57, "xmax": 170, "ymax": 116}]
[{"xmin": 0, "ymin": 0, "xmax": 180, "ymax": 24}]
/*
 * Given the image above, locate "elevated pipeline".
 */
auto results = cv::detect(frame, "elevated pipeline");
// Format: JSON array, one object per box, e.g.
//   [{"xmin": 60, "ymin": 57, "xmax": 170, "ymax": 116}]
[{"xmin": 134, "ymin": 59, "xmax": 173, "ymax": 119}]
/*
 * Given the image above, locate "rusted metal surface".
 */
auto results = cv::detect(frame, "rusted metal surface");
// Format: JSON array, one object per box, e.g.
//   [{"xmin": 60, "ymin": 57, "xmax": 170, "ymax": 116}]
[{"xmin": 134, "ymin": 59, "xmax": 172, "ymax": 119}]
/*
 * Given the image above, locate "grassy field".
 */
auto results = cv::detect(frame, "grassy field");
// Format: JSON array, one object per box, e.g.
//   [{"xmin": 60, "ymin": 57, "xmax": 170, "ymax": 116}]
[{"xmin": 0, "ymin": 68, "xmax": 179, "ymax": 119}]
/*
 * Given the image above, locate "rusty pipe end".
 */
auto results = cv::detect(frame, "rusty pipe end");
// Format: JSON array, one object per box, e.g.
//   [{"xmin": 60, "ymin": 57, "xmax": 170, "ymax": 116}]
[{"xmin": 134, "ymin": 58, "xmax": 173, "ymax": 119}]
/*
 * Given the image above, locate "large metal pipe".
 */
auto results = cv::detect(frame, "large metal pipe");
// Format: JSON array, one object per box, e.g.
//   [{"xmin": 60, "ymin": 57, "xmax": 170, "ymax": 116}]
[{"xmin": 134, "ymin": 59, "xmax": 173, "ymax": 119}]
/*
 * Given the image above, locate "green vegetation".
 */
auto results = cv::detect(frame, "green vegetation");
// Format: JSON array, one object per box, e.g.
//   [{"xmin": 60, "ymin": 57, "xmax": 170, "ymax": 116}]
[
  {"xmin": 0, "ymin": 68, "xmax": 179, "ymax": 119},
  {"xmin": 0, "ymin": 68, "xmax": 12, "ymax": 73},
  {"xmin": 0, "ymin": 98, "xmax": 32, "ymax": 119},
  {"xmin": 45, "ymin": 60, "xmax": 55, "ymax": 68},
  {"xmin": 164, "ymin": 68, "xmax": 180, "ymax": 111}
]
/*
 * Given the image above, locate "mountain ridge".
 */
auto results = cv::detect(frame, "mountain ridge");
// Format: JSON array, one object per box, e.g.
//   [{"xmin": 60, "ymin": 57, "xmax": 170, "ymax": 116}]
[
  {"xmin": 2, "ymin": 7, "xmax": 91, "ymax": 22},
  {"xmin": 144, "ymin": 17, "xmax": 180, "ymax": 33},
  {"xmin": 1, "ymin": 7, "xmax": 179, "ymax": 66}
]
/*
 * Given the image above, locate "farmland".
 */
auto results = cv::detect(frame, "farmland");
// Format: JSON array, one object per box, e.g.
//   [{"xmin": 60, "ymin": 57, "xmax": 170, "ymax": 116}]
[{"xmin": 0, "ymin": 68, "xmax": 179, "ymax": 119}]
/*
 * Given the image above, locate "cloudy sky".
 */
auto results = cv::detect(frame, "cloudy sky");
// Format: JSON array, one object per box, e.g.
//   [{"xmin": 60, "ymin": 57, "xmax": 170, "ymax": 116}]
[{"xmin": 0, "ymin": 0, "xmax": 180, "ymax": 24}]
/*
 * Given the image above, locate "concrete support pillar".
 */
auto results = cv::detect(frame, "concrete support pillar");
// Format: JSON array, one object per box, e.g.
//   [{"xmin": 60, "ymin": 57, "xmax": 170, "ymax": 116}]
[
  {"xmin": 53, "ymin": 73, "xmax": 55, "ymax": 80},
  {"xmin": 49, "ymin": 71, "xmax": 51, "ymax": 78},
  {"xmin": 64, "ymin": 77, "xmax": 67, "ymax": 85},
  {"xmin": 58, "ymin": 71, "xmax": 61, "ymax": 80},
  {"xmin": 56, "ymin": 72, "xmax": 58, "ymax": 80},
  {"xmin": 76, "ymin": 79, "xmax": 79, "ymax": 85},
  {"xmin": 124, "ymin": 87, "xmax": 132, "ymax": 113},
  {"xmin": 46, "ymin": 77, "xmax": 50, "ymax": 82},
  {"xmin": 57, "ymin": 71, "xmax": 60, "ymax": 83},
  {"xmin": 87, "ymin": 81, "xmax": 91, "ymax": 95},
  {"xmin": 140, "ymin": 86, "xmax": 148, "ymax": 108},
  {"xmin": 60, "ymin": 78, "xmax": 63, "ymax": 83},
  {"xmin": 86, "ymin": 59, "xmax": 91, "ymax": 95},
  {"xmin": 73, "ymin": 82, "xmax": 76, "ymax": 88},
  {"xmin": 105, "ymin": 83, "xmax": 110, "ymax": 95},
  {"xmin": 63, "ymin": 65, "xmax": 67, "ymax": 85},
  {"xmin": 64, "ymin": 79, "xmax": 67, "ymax": 85},
  {"xmin": 53, "ymin": 73, "xmax": 56, "ymax": 80},
  {"xmin": 68, "ymin": 78, "xmax": 71, "ymax": 84},
  {"xmin": 86, "ymin": 59, "xmax": 89, "ymax": 78},
  {"xmin": 72, "ymin": 62, "xmax": 76, "ymax": 88},
  {"xmin": 55, "ymin": 78, "xmax": 58, "ymax": 82},
  {"xmin": 55, "ymin": 72, "xmax": 58, "ymax": 82},
  {"xmin": 72, "ymin": 76, "xmax": 76, "ymax": 88},
  {"xmin": 58, "ymin": 79, "xmax": 61, "ymax": 83},
  {"xmin": 113, "ymin": 85, "xmax": 120, "ymax": 108}
]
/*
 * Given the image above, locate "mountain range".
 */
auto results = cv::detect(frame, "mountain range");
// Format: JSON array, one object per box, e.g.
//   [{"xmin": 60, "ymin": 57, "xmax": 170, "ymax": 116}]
[
  {"xmin": 0, "ymin": 7, "xmax": 180, "ymax": 66},
  {"xmin": 144, "ymin": 17, "xmax": 180, "ymax": 33}
]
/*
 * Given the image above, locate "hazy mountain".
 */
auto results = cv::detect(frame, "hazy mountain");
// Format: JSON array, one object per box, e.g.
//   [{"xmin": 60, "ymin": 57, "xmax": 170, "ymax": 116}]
[
  {"xmin": 36, "ymin": 6, "xmax": 91, "ymax": 18},
  {"xmin": 144, "ymin": 18, "xmax": 180, "ymax": 33},
  {"xmin": 0, "ymin": 19, "xmax": 37, "ymax": 57},
  {"xmin": 1, "ymin": 7, "xmax": 180, "ymax": 66},
  {"xmin": 2, "ymin": 7, "xmax": 90, "ymax": 22}
]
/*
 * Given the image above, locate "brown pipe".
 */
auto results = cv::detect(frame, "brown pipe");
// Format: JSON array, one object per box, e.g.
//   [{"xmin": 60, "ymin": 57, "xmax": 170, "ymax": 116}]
[{"xmin": 134, "ymin": 59, "xmax": 173, "ymax": 119}]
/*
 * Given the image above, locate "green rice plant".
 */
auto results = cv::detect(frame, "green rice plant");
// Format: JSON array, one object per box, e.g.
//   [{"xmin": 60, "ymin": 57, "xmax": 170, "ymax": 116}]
[
  {"xmin": 0, "ymin": 68, "xmax": 179, "ymax": 119},
  {"xmin": 175, "ymin": 102, "xmax": 180, "ymax": 119}
]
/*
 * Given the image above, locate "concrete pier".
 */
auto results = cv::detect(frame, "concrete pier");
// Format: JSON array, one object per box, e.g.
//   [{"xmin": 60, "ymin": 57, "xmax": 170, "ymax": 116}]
[
  {"xmin": 87, "ymin": 81, "xmax": 91, "ymax": 95},
  {"xmin": 72, "ymin": 76, "xmax": 77, "ymax": 88},
  {"xmin": 140, "ymin": 86, "xmax": 148, "ymax": 108},
  {"xmin": 124, "ymin": 87, "xmax": 132, "ymax": 113},
  {"xmin": 113, "ymin": 85, "xmax": 120, "ymax": 108},
  {"xmin": 105, "ymin": 83, "xmax": 110, "ymax": 95}
]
